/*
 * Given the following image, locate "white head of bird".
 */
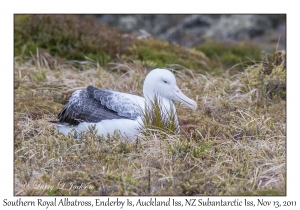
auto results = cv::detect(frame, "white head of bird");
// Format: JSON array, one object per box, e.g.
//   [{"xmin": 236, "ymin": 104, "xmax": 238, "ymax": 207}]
[{"xmin": 143, "ymin": 68, "xmax": 197, "ymax": 111}]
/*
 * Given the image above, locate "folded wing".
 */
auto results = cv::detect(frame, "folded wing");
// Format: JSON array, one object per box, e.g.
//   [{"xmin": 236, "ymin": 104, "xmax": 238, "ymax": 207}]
[{"xmin": 58, "ymin": 86, "xmax": 142, "ymax": 126}]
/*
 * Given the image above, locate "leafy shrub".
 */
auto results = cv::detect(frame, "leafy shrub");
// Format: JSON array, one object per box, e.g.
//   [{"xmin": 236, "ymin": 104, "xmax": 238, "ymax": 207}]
[
  {"xmin": 14, "ymin": 15, "xmax": 214, "ymax": 72},
  {"xmin": 195, "ymin": 42, "xmax": 262, "ymax": 70},
  {"xmin": 14, "ymin": 15, "xmax": 134, "ymax": 66},
  {"xmin": 241, "ymin": 51, "xmax": 286, "ymax": 101},
  {"xmin": 128, "ymin": 38, "xmax": 211, "ymax": 72}
]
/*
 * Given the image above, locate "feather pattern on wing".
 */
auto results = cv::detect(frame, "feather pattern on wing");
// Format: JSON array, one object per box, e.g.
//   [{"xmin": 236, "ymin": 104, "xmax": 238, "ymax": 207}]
[
  {"xmin": 58, "ymin": 89, "xmax": 127, "ymax": 126},
  {"xmin": 86, "ymin": 86, "xmax": 142, "ymax": 120},
  {"xmin": 57, "ymin": 86, "xmax": 143, "ymax": 126}
]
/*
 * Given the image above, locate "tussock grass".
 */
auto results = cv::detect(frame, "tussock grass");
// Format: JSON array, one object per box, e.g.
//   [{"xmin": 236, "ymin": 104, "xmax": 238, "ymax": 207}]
[
  {"xmin": 139, "ymin": 95, "xmax": 180, "ymax": 137},
  {"xmin": 14, "ymin": 53, "xmax": 285, "ymax": 195}
]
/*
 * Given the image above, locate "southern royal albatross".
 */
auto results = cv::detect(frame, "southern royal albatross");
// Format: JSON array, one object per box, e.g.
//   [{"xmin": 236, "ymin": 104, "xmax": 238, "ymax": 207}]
[{"xmin": 56, "ymin": 68, "xmax": 197, "ymax": 139}]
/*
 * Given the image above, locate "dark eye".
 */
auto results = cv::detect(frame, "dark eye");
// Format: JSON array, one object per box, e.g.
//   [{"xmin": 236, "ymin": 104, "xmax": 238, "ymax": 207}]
[{"xmin": 163, "ymin": 80, "xmax": 168, "ymax": 84}]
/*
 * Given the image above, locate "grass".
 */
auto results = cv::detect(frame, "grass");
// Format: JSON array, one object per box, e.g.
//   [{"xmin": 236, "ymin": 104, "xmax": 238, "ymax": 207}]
[
  {"xmin": 14, "ymin": 51, "xmax": 285, "ymax": 196},
  {"xmin": 139, "ymin": 95, "xmax": 180, "ymax": 136}
]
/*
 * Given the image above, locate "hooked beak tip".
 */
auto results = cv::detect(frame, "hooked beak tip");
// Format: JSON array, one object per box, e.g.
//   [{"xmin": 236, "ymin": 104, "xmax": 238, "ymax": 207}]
[{"xmin": 190, "ymin": 100, "xmax": 198, "ymax": 111}]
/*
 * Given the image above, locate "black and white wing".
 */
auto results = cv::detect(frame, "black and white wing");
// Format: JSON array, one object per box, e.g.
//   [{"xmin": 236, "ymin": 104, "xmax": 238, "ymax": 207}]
[
  {"xmin": 86, "ymin": 86, "xmax": 142, "ymax": 120},
  {"xmin": 58, "ymin": 86, "xmax": 142, "ymax": 126}
]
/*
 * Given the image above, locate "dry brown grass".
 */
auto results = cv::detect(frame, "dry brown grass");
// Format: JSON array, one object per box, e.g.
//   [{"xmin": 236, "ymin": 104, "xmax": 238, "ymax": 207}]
[{"xmin": 14, "ymin": 53, "xmax": 286, "ymax": 196}]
